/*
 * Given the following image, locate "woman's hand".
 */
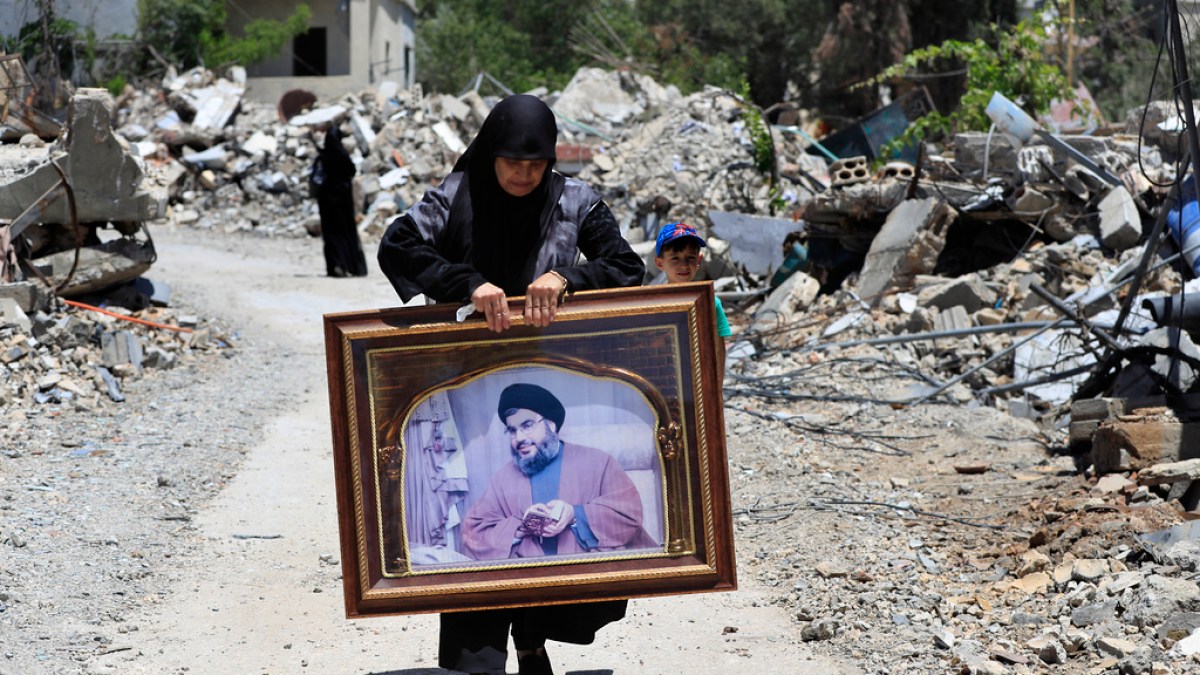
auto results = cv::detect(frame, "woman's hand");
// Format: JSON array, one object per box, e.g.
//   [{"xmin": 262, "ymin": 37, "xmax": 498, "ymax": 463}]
[
  {"xmin": 524, "ymin": 272, "xmax": 566, "ymax": 328},
  {"xmin": 471, "ymin": 282, "xmax": 511, "ymax": 333}
]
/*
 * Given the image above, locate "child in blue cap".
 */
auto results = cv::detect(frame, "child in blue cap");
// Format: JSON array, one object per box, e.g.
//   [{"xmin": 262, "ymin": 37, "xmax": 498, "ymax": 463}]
[{"xmin": 654, "ymin": 222, "xmax": 731, "ymax": 376}]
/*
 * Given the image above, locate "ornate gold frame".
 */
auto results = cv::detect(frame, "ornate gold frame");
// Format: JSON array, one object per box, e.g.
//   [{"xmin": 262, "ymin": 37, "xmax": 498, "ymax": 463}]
[{"xmin": 324, "ymin": 283, "xmax": 735, "ymax": 617}]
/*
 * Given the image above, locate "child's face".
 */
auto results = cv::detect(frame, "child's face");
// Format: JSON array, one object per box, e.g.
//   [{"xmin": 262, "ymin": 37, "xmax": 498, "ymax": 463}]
[{"xmin": 655, "ymin": 244, "xmax": 704, "ymax": 284}]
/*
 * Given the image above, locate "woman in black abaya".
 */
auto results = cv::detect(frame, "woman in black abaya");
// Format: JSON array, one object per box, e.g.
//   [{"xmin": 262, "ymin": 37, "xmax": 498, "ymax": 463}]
[
  {"xmin": 314, "ymin": 126, "xmax": 368, "ymax": 277},
  {"xmin": 378, "ymin": 95, "xmax": 644, "ymax": 675}
]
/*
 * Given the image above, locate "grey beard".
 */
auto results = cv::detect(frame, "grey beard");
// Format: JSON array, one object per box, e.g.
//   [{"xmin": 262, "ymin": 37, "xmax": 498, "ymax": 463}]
[{"xmin": 514, "ymin": 431, "xmax": 561, "ymax": 476}]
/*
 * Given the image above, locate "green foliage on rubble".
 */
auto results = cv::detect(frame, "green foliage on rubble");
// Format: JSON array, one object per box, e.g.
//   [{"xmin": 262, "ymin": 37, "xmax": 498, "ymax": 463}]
[
  {"xmin": 135, "ymin": 0, "xmax": 311, "ymax": 70},
  {"xmin": 867, "ymin": 19, "xmax": 1074, "ymax": 147},
  {"xmin": 3, "ymin": 16, "xmax": 94, "ymax": 81},
  {"xmin": 739, "ymin": 80, "xmax": 775, "ymax": 178},
  {"xmin": 105, "ymin": 75, "xmax": 128, "ymax": 97}
]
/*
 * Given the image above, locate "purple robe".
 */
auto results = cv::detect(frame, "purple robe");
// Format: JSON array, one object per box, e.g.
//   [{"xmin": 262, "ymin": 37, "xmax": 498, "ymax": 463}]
[{"xmin": 462, "ymin": 442, "xmax": 658, "ymax": 560}]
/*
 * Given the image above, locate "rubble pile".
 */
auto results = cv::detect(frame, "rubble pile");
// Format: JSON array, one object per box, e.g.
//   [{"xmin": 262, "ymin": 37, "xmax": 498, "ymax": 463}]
[
  {"xmin": 110, "ymin": 65, "xmax": 820, "ymax": 250},
  {"xmin": 574, "ymin": 86, "xmax": 802, "ymax": 241},
  {"xmin": 107, "ymin": 67, "xmax": 489, "ymax": 239},
  {"xmin": 0, "ymin": 285, "xmax": 232, "ymax": 409}
]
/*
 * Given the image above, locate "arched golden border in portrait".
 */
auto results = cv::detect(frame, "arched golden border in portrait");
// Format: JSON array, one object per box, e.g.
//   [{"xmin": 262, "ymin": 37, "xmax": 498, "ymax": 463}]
[{"xmin": 324, "ymin": 283, "xmax": 735, "ymax": 618}]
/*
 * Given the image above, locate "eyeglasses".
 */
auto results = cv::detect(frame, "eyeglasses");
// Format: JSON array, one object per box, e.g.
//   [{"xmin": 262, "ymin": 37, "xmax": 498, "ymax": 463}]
[{"xmin": 504, "ymin": 416, "xmax": 545, "ymax": 437}]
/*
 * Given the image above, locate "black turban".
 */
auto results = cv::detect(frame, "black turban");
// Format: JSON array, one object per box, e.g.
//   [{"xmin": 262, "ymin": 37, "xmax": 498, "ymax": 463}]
[{"xmin": 497, "ymin": 383, "xmax": 565, "ymax": 430}]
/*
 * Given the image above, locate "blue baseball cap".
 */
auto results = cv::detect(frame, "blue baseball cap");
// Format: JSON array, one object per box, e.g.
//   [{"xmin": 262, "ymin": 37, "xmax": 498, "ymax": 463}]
[{"xmin": 655, "ymin": 222, "xmax": 706, "ymax": 256}]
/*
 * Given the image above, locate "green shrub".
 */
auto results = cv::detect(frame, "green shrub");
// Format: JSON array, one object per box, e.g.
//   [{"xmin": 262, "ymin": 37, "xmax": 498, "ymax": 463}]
[
  {"xmin": 105, "ymin": 75, "xmax": 127, "ymax": 97},
  {"xmin": 867, "ymin": 19, "xmax": 1075, "ymax": 148}
]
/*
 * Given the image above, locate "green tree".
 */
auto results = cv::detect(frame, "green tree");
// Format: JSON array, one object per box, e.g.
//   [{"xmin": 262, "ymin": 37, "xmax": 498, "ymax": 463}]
[
  {"xmin": 1066, "ymin": 0, "xmax": 1175, "ymax": 122},
  {"xmin": 136, "ymin": 0, "xmax": 310, "ymax": 70},
  {"xmin": 416, "ymin": 2, "xmax": 535, "ymax": 93},
  {"xmin": 635, "ymin": 0, "xmax": 828, "ymax": 104},
  {"xmin": 867, "ymin": 20, "xmax": 1075, "ymax": 145}
]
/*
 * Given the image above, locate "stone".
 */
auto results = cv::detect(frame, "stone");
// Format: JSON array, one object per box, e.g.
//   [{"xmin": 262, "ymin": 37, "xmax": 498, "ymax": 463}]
[
  {"xmin": 1098, "ymin": 185, "xmax": 1142, "ymax": 251},
  {"xmin": 1163, "ymin": 540, "xmax": 1200, "ymax": 573},
  {"xmin": 856, "ymin": 197, "xmax": 955, "ymax": 305},
  {"xmin": 1097, "ymin": 636, "xmax": 1138, "ymax": 658},
  {"xmin": 1140, "ymin": 328, "xmax": 1200, "ymax": 392},
  {"xmin": 800, "ymin": 619, "xmax": 838, "ymax": 641},
  {"xmin": 1139, "ymin": 459, "xmax": 1200, "ymax": 486},
  {"xmin": 917, "ymin": 275, "xmax": 998, "ymax": 314},
  {"xmin": 1160, "ymin": 613, "xmax": 1200, "ymax": 643},
  {"xmin": 707, "ymin": 210, "xmax": 802, "ymax": 277},
  {"xmin": 0, "ymin": 281, "xmax": 52, "ymax": 314},
  {"xmin": 1016, "ymin": 549, "xmax": 1051, "ymax": 576},
  {"xmin": 0, "ymin": 298, "xmax": 31, "ymax": 333},
  {"xmin": 101, "ymin": 330, "xmax": 144, "ymax": 372},
  {"xmin": 1070, "ymin": 599, "xmax": 1119, "ymax": 627},
  {"xmin": 1094, "ymin": 474, "xmax": 1135, "ymax": 494},
  {"xmin": 1092, "ymin": 412, "xmax": 1190, "ymax": 474},
  {"xmin": 1027, "ymin": 634, "xmax": 1068, "ymax": 665},
  {"xmin": 1009, "ymin": 185, "xmax": 1056, "ymax": 213},
  {"xmin": 287, "ymin": 105, "xmax": 347, "ymax": 127},
  {"xmin": 1124, "ymin": 575, "xmax": 1200, "ymax": 629},
  {"xmin": 0, "ymin": 89, "xmax": 165, "ymax": 224},
  {"xmin": 1174, "ymin": 627, "xmax": 1200, "ymax": 656},
  {"xmin": 747, "ymin": 271, "xmax": 820, "ymax": 340},
  {"xmin": 32, "ymin": 238, "xmax": 156, "ymax": 298},
  {"xmin": 1011, "ymin": 572, "xmax": 1051, "ymax": 594}
]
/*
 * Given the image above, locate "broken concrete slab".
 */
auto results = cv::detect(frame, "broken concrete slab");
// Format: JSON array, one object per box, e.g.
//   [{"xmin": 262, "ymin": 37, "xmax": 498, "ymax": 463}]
[
  {"xmin": 1013, "ymin": 329, "xmax": 1098, "ymax": 405},
  {"xmin": 101, "ymin": 330, "xmax": 144, "ymax": 373},
  {"xmin": 431, "ymin": 121, "xmax": 466, "ymax": 154},
  {"xmin": 185, "ymin": 76, "xmax": 245, "ymax": 130},
  {"xmin": 1098, "ymin": 185, "xmax": 1142, "ymax": 251},
  {"xmin": 1138, "ymin": 459, "xmax": 1200, "ymax": 486},
  {"xmin": 0, "ymin": 280, "xmax": 53, "ymax": 313},
  {"xmin": 707, "ymin": 210, "xmax": 802, "ymax": 277},
  {"xmin": 917, "ymin": 275, "xmax": 998, "ymax": 314},
  {"xmin": 748, "ymin": 271, "xmax": 820, "ymax": 341},
  {"xmin": 855, "ymin": 197, "xmax": 955, "ymax": 305},
  {"xmin": 0, "ymin": 297, "xmax": 31, "ymax": 332},
  {"xmin": 29, "ymin": 237, "xmax": 156, "ymax": 297},
  {"xmin": 287, "ymin": 105, "xmax": 347, "ymax": 128},
  {"xmin": 0, "ymin": 88, "xmax": 166, "ymax": 224},
  {"xmin": 1091, "ymin": 408, "xmax": 1200, "ymax": 473}
]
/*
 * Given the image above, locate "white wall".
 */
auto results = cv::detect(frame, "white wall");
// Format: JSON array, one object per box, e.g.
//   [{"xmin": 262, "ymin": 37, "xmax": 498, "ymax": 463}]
[
  {"xmin": 369, "ymin": 0, "xmax": 416, "ymax": 88},
  {"xmin": 239, "ymin": 0, "xmax": 416, "ymax": 103},
  {"xmin": 0, "ymin": 0, "xmax": 139, "ymax": 40}
]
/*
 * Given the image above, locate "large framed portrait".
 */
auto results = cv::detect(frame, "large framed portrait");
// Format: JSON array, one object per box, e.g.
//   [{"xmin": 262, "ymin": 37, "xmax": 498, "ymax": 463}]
[{"xmin": 324, "ymin": 283, "xmax": 735, "ymax": 617}]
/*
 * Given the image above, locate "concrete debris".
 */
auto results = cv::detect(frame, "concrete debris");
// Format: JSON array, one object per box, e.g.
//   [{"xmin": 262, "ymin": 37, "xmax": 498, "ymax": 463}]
[
  {"xmin": 0, "ymin": 63, "xmax": 1197, "ymax": 454},
  {"xmin": 0, "ymin": 295, "xmax": 232, "ymax": 407}
]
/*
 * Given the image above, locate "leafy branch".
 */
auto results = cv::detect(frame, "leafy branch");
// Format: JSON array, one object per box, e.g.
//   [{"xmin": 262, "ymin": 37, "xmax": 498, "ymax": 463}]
[{"xmin": 864, "ymin": 20, "xmax": 1075, "ymax": 150}]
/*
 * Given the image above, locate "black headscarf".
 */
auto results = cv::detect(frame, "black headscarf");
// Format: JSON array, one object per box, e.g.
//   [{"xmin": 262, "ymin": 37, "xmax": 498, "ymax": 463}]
[
  {"xmin": 319, "ymin": 126, "xmax": 355, "ymax": 187},
  {"xmin": 448, "ymin": 95, "xmax": 565, "ymax": 296}
]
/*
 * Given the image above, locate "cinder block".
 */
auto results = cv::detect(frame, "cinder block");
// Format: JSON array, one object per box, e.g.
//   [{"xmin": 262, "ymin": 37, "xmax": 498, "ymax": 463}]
[{"xmin": 829, "ymin": 156, "xmax": 870, "ymax": 187}]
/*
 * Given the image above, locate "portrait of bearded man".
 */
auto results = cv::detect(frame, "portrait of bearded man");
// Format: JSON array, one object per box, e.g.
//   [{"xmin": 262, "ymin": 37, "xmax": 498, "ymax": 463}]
[{"xmin": 461, "ymin": 383, "xmax": 660, "ymax": 561}]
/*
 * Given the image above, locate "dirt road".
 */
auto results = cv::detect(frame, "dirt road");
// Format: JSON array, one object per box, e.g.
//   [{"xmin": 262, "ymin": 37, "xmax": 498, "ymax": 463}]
[{"xmin": 83, "ymin": 228, "xmax": 857, "ymax": 675}]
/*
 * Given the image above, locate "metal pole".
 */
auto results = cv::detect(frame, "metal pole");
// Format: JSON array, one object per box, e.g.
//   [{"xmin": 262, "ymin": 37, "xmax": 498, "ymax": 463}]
[{"xmin": 1168, "ymin": 0, "xmax": 1200, "ymax": 183}]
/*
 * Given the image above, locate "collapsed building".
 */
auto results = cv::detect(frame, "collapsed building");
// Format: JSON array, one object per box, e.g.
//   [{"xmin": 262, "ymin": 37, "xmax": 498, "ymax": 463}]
[
  {"xmin": 5, "ymin": 53, "xmax": 1200, "ymax": 670},
  {"xmin": 1, "ymin": 60, "xmax": 1198, "ymax": 443}
]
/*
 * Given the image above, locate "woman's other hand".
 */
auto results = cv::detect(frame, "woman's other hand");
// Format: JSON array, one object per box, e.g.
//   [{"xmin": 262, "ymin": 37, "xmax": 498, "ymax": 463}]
[
  {"xmin": 524, "ymin": 272, "xmax": 565, "ymax": 327},
  {"xmin": 471, "ymin": 282, "xmax": 511, "ymax": 333}
]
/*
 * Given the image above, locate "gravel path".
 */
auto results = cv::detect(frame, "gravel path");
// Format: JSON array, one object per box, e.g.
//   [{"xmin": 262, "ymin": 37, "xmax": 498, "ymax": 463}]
[
  {"xmin": 7, "ymin": 226, "xmax": 1191, "ymax": 675},
  {"xmin": 2, "ymin": 228, "xmax": 853, "ymax": 675}
]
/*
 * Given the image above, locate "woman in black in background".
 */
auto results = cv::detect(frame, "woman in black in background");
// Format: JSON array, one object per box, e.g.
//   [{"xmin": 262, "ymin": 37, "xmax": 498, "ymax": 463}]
[{"xmin": 314, "ymin": 126, "xmax": 367, "ymax": 277}]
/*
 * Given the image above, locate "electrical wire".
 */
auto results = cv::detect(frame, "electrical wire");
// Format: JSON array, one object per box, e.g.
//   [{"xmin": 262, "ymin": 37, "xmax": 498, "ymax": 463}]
[{"xmin": 1137, "ymin": 8, "xmax": 1173, "ymax": 188}]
